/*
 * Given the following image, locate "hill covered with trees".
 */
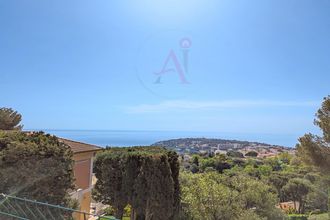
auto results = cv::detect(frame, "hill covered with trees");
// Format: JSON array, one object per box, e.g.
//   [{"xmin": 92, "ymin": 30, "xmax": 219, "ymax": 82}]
[
  {"xmin": 153, "ymin": 137, "xmax": 275, "ymax": 149},
  {"xmin": 152, "ymin": 137, "xmax": 291, "ymax": 157}
]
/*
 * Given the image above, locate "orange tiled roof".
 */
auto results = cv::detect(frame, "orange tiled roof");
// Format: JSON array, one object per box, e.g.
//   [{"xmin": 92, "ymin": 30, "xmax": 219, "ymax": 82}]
[{"xmin": 59, "ymin": 138, "xmax": 101, "ymax": 154}]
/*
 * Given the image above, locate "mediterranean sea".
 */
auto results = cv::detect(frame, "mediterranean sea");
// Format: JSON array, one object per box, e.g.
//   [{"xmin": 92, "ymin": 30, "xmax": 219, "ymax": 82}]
[{"xmin": 31, "ymin": 129, "xmax": 301, "ymax": 148}]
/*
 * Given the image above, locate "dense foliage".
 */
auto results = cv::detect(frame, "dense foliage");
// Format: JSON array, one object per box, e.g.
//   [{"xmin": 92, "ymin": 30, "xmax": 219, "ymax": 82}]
[
  {"xmin": 180, "ymin": 172, "xmax": 285, "ymax": 220},
  {"xmin": 245, "ymin": 151, "xmax": 258, "ymax": 157},
  {"xmin": 180, "ymin": 151, "xmax": 328, "ymax": 218},
  {"xmin": 297, "ymin": 96, "xmax": 330, "ymax": 217},
  {"xmin": 226, "ymin": 150, "xmax": 244, "ymax": 158},
  {"xmin": 0, "ymin": 107, "xmax": 23, "ymax": 130},
  {"xmin": 297, "ymin": 96, "xmax": 330, "ymax": 173},
  {"xmin": 93, "ymin": 147, "xmax": 180, "ymax": 220},
  {"xmin": 0, "ymin": 131, "xmax": 75, "ymax": 206}
]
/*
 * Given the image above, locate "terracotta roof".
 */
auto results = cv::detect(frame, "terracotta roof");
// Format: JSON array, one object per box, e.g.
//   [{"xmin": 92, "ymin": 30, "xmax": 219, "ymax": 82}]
[{"xmin": 58, "ymin": 138, "xmax": 102, "ymax": 154}]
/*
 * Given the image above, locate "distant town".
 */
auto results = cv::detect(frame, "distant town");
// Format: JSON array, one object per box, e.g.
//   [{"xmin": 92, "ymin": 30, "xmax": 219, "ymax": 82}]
[{"xmin": 153, "ymin": 138, "xmax": 295, "ymax": 158}]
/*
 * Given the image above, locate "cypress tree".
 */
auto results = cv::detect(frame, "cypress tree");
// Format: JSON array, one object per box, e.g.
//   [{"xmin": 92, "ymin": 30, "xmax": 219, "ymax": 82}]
[{"xmin": 93, "ymin": 147, "xmax": 180, "ymax": 220}]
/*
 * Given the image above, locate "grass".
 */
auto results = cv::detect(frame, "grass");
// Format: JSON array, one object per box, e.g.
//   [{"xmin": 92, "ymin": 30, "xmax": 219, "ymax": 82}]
[{"xmin": 308, "ymin": 213, "xmax": 329, "ymax": 220}]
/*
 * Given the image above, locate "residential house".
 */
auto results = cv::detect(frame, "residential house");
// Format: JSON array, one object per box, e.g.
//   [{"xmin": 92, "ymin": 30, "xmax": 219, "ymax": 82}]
[{"xmin": 59, "ymin": 138, "xmax": 101, "ymax": 220}]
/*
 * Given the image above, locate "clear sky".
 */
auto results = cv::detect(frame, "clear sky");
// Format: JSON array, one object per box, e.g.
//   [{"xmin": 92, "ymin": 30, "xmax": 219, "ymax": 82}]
[{"xmin": 1, "ymin": 1, "xmax": 330, "ymax": 146}]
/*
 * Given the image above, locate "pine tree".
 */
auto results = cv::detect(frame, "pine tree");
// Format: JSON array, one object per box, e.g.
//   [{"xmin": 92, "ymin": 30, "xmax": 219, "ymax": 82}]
[
  {"xmin": 0, "ymin": 107, "xmax": 23, "ymax": 130},
  {"xmin": 297, "ymin": 95, "xmax": 330, "ymax": 216}
]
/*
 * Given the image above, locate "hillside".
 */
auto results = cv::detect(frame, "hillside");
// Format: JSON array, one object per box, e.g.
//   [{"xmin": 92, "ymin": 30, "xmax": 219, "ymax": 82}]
[{"xmin": 152, "ymin": 138, "xmax": 291, "ymax": 156}]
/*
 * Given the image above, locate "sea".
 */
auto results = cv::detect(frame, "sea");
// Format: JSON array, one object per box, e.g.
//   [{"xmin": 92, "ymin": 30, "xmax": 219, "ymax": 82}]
[{"xmin": 33, "ymin": 129, "xmax": 300, "ymax": 148}]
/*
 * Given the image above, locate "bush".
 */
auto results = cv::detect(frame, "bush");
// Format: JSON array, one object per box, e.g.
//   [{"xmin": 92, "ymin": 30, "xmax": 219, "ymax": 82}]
[
  {"xmin": 103, "ymin": 206, "xmax": 115, "ymax": 216},
  {"xmin": 245, "ymin": 151, "xmax": 258, "ymax": 157},
  {"xmin": 190, "ymin": 164, "xmax": 199, "ymax": 173},
  {"xmin": 227, "ymin": 151, "xmax": 244, "ymax": 158},
  {"xmin": 288, "ymin": 214, "xmax": 308, "ymax": 220},
  {"xmin": 0, "ymin": 131, "xmax": 75, "ymax": 206}
]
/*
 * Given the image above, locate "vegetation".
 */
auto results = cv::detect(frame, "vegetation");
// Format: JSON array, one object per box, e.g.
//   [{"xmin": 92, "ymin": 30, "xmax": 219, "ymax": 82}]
[
  {"xmin": 282, "ymin": 178, "xmax": 311, "ymax": 214},
  {"xmin": 288, "ymin": 214, "xmax": 308, "ymax": 220},
  {"xmin": 297, "ymin": 96, "xmax": 330, "ymax": 217},
  {"xmin": 308, "ymin": 213, "xmax": 329, "ymax": 220},
  {"xmin": 180, "ymin": 150, "xmax": 328, "ymax": 219},
  {"xmin": 0, "ymin": 107, "xmax": 23, "ymax": 130},
  {"xmin": 94, "ymin": 148, "xmax": 304, "ymax": 220},
  {"xmin": 180, "ymin": 171, "xmax": 285, "ymax": 220},
  {"xmin": 0, "ymin": 131, "xmax": 75, "ymax": 206},
  {"xmin": 153, "ymin": 138, "xmax": 274, "ymax": 149},
  {"xmin": 104, "ymin": 205, "xmax": 131, "ymax": 219},
  {"xmin": 173, "ymin": 96, "xmax": 330, "ymax": 219},
  {"xmin": 226, "ymin": 150, "xmax": 244, "ymax": 158},
  {"xmin": 297, "ymin": 96, "xmax": 330, "ymax": 174},
  {"xmin": 93, "ymin": 147, "xmax": 180, "ymax": 220},
  {"xmin": 245, "ymin": 151, "xmax": 258, "ymax": 157}
]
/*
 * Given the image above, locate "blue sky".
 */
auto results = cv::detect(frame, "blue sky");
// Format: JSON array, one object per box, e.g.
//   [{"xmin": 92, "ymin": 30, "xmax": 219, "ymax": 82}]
[{"xmin": 1, "ymin": 1, "xmax": 330, "ymax": 146}]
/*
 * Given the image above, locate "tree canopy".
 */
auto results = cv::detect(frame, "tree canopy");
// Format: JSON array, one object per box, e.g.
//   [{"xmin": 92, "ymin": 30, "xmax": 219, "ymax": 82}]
[
  {"xmin": 297, "ymin": 96, "xmax": 330, "ymax": 174},
  {"xmin": 226, "ymin": 150, "xmax": 244, "ymax": 158},
  {"xmin": 0, "ymin": 131, "xmax": 75, "ymax": 206},
  {"xmin": 0, "ymin": 107, "xmax": 23, "ymax": 130},
  {"xmin": 180, "ymin": 172, "xmax": 285, "ymax": 220},
  {"xmin": 282, "ymin": 178, "xmax": 312, "ymax": 214},
  {"xmin": 93, "ymin": 147, "xmax": 180, "ymax": 220},
  {"xmin": 296, "ymin": 95, "xmax": 330, "ymax": 217},
  {"xmin": 245, "ymin": 151, "xmax": 258, "ymax": 157}
]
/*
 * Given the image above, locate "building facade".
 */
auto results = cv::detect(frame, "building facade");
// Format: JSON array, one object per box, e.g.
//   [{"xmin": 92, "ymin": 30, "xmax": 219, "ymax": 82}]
[{"xmin": 59, "ymin": 138, "xmax": 101, "ymax": 220}]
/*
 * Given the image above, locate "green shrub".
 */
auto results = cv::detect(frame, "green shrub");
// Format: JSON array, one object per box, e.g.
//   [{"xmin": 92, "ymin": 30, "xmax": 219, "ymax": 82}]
[
  {"xmin": 0, "ymin": 131, "xmax": 75, "ymax": 206},
  {"xmin": 288, "ymin": 214, "xmax": 308, "ymax": 220},
  {"xmin": 103, "ymin": 206, "xmax": 115, "ymax": 216},
  {"xmin": 227, "ymin": 150, "xmax": 244, "ymax": 158},
  {"xmin": 245, "ymin": 151, "xmax": 258, "ymax": 157}
]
